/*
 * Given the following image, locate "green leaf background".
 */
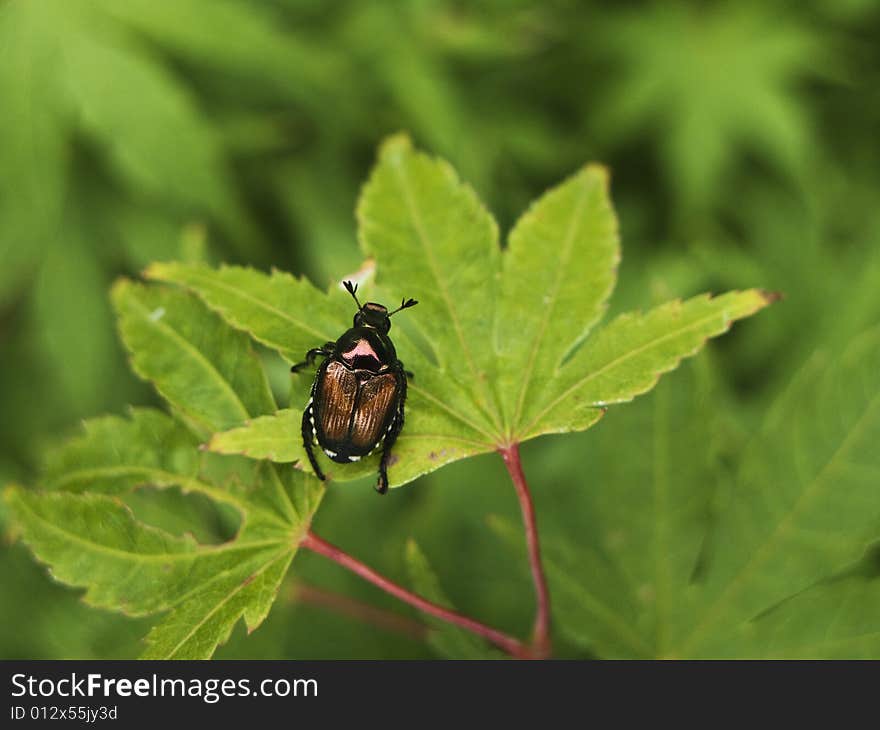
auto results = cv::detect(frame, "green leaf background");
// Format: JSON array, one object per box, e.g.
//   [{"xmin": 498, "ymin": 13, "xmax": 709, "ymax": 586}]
[{"xmin": 2, "ymin": 0, "xmax": 880, "ymax": 660}]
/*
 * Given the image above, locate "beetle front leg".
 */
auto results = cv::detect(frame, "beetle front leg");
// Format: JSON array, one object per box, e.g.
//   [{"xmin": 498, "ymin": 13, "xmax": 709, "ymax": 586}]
[
  {"xmin": 301, "ymin": 403, "xmax": 326, "ymax": 481},
  {"xmin": 291, "ymin": 342, "xmax": 336, "ymax": 373}
]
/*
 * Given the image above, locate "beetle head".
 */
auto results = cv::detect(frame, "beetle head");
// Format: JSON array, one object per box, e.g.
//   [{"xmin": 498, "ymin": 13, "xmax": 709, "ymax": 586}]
[
  {"xmin": 355, "ymin": 302, "xmax": 391, "ymax": 332},
  {"xmin": 344, "ymin": 280, "xmax": 418, "ymax": 334}
]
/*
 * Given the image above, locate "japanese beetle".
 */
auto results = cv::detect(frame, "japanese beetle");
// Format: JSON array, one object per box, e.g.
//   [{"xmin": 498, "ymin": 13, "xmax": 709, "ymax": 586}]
[{"xmin": 291, "ymin": 281, "xmax": 417, "ymax": 494}]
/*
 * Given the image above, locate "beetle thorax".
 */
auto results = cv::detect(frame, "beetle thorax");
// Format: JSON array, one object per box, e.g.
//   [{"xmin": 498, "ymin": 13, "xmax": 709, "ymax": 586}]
[
  {"xmin": 337, "ymin": 328, "xmax": 392, "ymax": 372},
  {"xmin": 342, "ymin": 338, "xmax": 380, "ymax": 369}
]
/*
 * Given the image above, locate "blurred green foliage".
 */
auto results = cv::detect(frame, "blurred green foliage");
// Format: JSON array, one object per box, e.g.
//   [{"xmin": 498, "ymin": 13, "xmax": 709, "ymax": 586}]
[{"xmin": 2, "ymin": 0, "xmax": 879, "ymax": 659}]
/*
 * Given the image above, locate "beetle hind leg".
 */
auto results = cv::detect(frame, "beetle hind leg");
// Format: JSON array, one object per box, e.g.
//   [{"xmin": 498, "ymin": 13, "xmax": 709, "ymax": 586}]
[
  {"xmin": 376, "ymin": 449, "xmax": 391, "ymax": 495},
  {"xmin": 376, "ymin": 404, "xmax": 405, "ymax": 495},
  {"xmin": 301, "ymin": 402, "xmax": 326, "ymax": 481}
]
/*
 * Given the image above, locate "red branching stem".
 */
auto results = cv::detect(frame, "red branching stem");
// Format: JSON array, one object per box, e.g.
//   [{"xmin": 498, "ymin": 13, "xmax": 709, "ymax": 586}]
[
  {"xmin": 289, "ymin": 582, "xmax": 429, "ymax": 641},
  {"xmin": 499, "ymin": 443, "xmax": 552, "ymax": 658},
  {"xmin": 301, "ymin": 530, "xmax": 535, "ymax": 659}
]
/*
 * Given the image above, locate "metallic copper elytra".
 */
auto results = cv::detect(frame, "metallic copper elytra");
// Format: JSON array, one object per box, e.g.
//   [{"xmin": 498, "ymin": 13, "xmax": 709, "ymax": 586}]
[
  {"xmin": 315, "ymin": 361, "xmax": 358, "ymax": 445},
  {"xmin": 349, "ymin": 372, "xmax": 398, "ymax": 451}
]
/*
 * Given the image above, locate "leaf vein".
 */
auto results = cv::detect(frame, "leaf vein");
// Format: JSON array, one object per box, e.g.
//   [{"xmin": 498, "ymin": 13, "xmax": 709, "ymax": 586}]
[
  {"xmin": 165, "ymin": 267, "xmax": 331, "ymax": 346},
  {"xmin": 162, "ymin": 550, "xmax": 290, "ymax": 659},
  {"xmin": 390, "ymin": 158, "xmax": 502, "ymax": 436},
  {"xmin": 520, "ymin": 304, "xmax": 734, "ymax": 439},
  {"xmin": 678, "ymin": 387, "xmax": 880, "ymax": 654},
  {"xmin": 127, "ymin": 296, "xmax": 250, "ymax": 425},
  {"xmin": 510, "ymin": 179, "xmax": 589, "ymax": 433}
]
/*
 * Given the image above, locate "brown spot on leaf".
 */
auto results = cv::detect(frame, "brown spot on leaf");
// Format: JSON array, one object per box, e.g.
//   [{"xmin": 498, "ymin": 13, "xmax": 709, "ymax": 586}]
[
  {"xmin": 387, "ymin": 454, "xmax": 399, "ymax": 467},
  {"xmin": 760, "ymin": 289, "xmax": 784, "ymax": 304},
  {"xmin": 242, "ymin": 574, "xmax": 256, "ymax": 587}
]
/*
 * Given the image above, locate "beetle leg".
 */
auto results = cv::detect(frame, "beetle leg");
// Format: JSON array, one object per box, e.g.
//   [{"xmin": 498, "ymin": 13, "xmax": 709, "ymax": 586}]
[
  {"xmin": 397, "ymin": 359, "xmax": 414, "ymax": 381},
  {"xmin": 290, "ymin": 342, "xmax": 336, "ymax": 373},
  {"xmin": 376, "ymin": 421, "xmax": 397, "ymax": 495},
  {"xmin": 376, "ymin": 375, "xmax": 407, "ymax": 495},
  {"xmin": 301, "ymin": 402, "xmax": 326, "ymax": 481}
]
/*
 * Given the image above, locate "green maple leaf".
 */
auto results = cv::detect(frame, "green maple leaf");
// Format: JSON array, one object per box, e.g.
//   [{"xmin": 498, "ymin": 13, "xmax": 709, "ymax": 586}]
[
  {"xmin": 150, "ymin": 135, "xmax": 770, "ymax": 488},
  {"xmin": 516, "ymin": 330, "xmax": 880, "ymax": 658},
  {"xmin": 0, "ymin": 0, "xmax": 251, "ymax": 253},
  {"xmin": 5, "ymin": 285, "xmax": 321, "ymax": 659},
  {"xmin": 404, "ymin": 540, "xmax": 504, "ymax": 660},
  {"xmin": 0, "ymin": 0, "xmax": 302, "ymax": 420},
  {"xmin": 596, "ymin": 3, "xmax": 824, "ymax": 212},
  {"xmin": 5, "ymin": 135, "xmax": 769, "ymax": 658}
]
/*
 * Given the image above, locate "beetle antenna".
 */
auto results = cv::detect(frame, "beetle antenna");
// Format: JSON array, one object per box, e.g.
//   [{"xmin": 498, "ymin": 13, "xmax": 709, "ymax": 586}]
[
  {"xmin": 389, "ymin": 298, "xmax": 418, "ymax": 316},
  {"xmin": 343, "ymin": 280, "xmax": 363, "ymax": 311}
]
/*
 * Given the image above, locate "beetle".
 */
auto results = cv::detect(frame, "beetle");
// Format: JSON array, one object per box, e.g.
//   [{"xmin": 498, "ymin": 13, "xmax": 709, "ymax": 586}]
[{"xmin": 290, "ymin": 281, "xmax": 418, "ymax": 494}]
